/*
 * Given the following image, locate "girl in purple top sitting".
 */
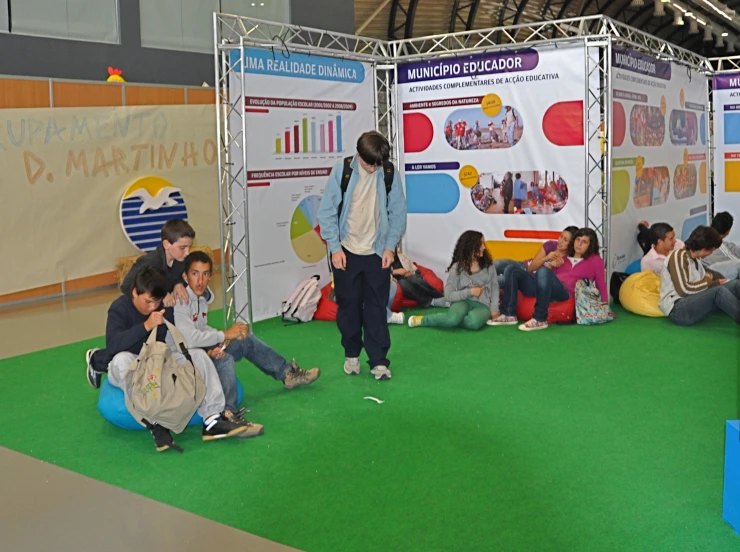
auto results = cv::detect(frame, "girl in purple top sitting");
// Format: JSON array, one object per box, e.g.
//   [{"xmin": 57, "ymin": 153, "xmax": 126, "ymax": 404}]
[
  {"xmin": 493, "ymin": 226, "xmax": 578, "ymax": 287},
  {"xmin": 490, "ymin": 227, "xmax": 607, "ymax": 331}
]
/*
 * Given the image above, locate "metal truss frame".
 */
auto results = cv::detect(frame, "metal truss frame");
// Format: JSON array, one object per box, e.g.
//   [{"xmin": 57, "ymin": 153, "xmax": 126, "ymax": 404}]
[{"xmin": 214, "ymin": 13, "xmax": 717, "ymax": 323}]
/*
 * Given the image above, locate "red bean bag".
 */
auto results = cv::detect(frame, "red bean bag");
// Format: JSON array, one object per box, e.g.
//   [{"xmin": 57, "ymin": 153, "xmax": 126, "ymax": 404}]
[
  {"xmin": 399, "ymin": 264, "xmax": 444, "ymax": 309},
  {"xmin": 313, "ymin": 264, "xmax": 443, "ymax": 321},
  {"xmin": 314, "ymin": 282, "xmax": 338, "ymax": 321},
  {"xmin": 515, "ymin": 291, "xmax": 575, "ymax": 324}
]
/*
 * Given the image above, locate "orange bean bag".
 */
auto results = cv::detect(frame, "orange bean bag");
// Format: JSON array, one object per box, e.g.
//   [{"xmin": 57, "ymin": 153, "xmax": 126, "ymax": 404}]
[{"xmin": 515, "ymin": 291, "xmax": 575, "ymax": 324}]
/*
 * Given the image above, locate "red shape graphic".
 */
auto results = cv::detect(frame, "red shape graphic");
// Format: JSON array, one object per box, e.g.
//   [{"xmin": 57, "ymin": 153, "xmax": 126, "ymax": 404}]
[
  {"xmin": 403, "ymin": 113, "xmax": 434, "ymax": 153},
  {"xmin": 613, "ymin": 102, "xmax": 626, "ymax": 147},
  {"xmin": 503, "ymin": 230, "xmax": 561, "ymax": 240},
  {"xmin": 542, "ymin": 101, "xmax": 584, "ymax": 146}
]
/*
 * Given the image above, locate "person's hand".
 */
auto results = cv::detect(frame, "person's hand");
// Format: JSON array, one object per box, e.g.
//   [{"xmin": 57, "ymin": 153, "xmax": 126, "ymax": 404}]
[
  {"xmin": 470, "ymin": 286, "xmax": 483, "ymax": 297},
  {"xmin": 550, "ymin": 256, "xmax": 565, "ymax": 268},
  {"xmin": 392, "ymin": 268, "xmax": 406, "ymax": 277},
  {"xmin": 332, "ymin": 250, "xmax": 346, "ymax": 271},
  {"xmin": 224, "ymin": 323, "xmax": 248, "ymax": 341},
  {"xmin": 544, "ymin": 251, "xmax": 559, "ymax": 261},
  {"xmin": 706, "ymin": 272, "xmax": 714, "ymax": 282},
  {"xmin": 719, "ymin": 278, "xmax": 728, "ymax": 285},
  {"xmin": 405, "ymin": 269, "xmax": 415, "ymax": 277},
  {"xmin": 382, "ymin": 249, "xmax": 395, "ymax": 269},
  {"xmin": 163, "ymin": 293, "xmax": 175, "ymax": 308},
  {"xmin": 207, "ymin": 340, "xmax": 230, "ymax": 360},
  {"xmin": 173, "ymin": 283, "xmax": 189, "ymax": 305},
  {"xmin": 144, "ymin": 309, "xmax": 166, "ymax": 332},
  {"xmin": 490, "ymin": 311, "xmax": 500, "ymax": 320}
]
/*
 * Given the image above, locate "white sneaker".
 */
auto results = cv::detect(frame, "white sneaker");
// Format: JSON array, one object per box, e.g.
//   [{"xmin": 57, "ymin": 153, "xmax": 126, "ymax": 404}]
[
  {"xmin": 518, "ymin": 319, "xmax": 549, "ymax": 332},
  {"xmin": 487, "ymin": 315, "xmax": 518, "ymax": 326},
  {"xmin": 388, "ymin": 312, "xmax": 405, "ymax": 325},
  {"xmin": 344, "ymin": 357, "xmax": 361, "ymax": 375},
  {"xmin": 370, "ymin": 365, "xmax": 392, "ymax": 380},
  {"xmin": 408, "ymin": 315, "xmax": 423, "ymax": 328}
]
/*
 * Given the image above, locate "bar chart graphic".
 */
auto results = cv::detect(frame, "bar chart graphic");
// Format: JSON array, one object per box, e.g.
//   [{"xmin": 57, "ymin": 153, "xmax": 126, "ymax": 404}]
[{"xmin": 275, "ymin": 114, "xmax": 344, "ymax": 156}]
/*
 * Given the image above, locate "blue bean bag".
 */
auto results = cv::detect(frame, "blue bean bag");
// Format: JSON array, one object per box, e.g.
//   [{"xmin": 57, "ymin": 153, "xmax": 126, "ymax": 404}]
[
  {"xmin": 625, "ymin": 258, "xmax": 643, "ymax": 275},
  {"xmin": 98, "ymin": 377, "xmax": 245, "ymax": 431}
]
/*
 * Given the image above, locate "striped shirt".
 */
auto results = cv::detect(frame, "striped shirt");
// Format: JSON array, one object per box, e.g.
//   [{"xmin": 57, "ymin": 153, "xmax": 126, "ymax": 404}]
[{"xmin": 659, "ymin": 248, "xmax": 719, "ymax": 315}]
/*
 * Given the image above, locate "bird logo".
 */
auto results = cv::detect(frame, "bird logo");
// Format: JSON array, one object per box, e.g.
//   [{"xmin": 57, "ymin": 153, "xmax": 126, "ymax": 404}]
[{"xmin": 119, "ymin": 176, "xmax": 189, "ymax": 251}]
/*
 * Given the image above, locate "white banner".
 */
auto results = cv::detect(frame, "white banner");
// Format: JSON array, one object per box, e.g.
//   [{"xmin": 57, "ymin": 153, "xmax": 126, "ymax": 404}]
[
  {"xmin": 397, "ymin": 44, "xmax": 588, "ymax": 277},
  {"xmin": 229, "ymin": 49, "xmax": 374, "ymax": 321},
  {"xmin": 712, "ymin": 73, "xmax": 740, "ymax": 243},
  {"xmin": 609, "ymin": 47, "xmax": 710, "ymax": 272},
  {"xmin": 0, "ymin": 105, "xmax": 219, "ymax": 296}
]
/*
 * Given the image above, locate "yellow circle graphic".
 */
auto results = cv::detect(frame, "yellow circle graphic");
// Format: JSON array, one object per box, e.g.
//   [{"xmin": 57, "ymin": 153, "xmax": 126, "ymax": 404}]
[
  {"xmin": 660, "ymin": 96, "xmax": 666, "ymax": 117},
  {"xmin": 459, "ymin": 165, "xmax": 479, "ymax": 188},
  {"xmin": 481, "ymin": 94, "xmax": 502, "ymax": 117},
  {"xmin": 635, "ymin": 156, "xmax": 644, "ymax": 179}
]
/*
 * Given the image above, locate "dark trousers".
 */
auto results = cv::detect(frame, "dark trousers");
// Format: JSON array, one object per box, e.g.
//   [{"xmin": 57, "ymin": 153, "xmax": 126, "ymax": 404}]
[
  {"xmin": 333, "ymin": 248, "xmax": 391, "ymax": 368},
  {"xmin": 503, "ymin": 195, "xmax": 512, "ymax": 214},
  {"xmin": 90, "ymin": 349, "xmax": 110, "ymax": 373},
  {"xmin": 397, "ymin": 272, "xmax": 442, "ymax": 308}
]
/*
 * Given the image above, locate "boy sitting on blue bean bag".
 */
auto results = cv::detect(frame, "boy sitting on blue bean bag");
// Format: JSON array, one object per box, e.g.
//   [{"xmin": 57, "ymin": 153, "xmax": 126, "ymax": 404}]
[{"xmin": 174, "ymin": 252, "xmax": 321, "ymax": 425}]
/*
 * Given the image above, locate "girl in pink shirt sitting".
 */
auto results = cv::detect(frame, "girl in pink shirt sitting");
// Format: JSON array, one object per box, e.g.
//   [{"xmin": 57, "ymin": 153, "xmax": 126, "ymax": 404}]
[{"xmin": 490, "ymin": 228, "xmax": 607, "ymax": 331}]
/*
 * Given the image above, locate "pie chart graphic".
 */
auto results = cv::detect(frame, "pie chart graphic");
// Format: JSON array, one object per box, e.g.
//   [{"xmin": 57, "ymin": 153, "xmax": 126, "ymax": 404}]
[{"xmin": 290, "ymin": 195, "xmax": 326, "ymax": 263}]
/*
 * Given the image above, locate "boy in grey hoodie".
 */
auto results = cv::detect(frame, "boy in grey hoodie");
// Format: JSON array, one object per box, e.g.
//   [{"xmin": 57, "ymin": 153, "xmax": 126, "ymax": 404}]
[
  {"xmin": 703, "ymin": 212, "xmax": 740, "ymax": 280},
  {"xmin": 174, "ymin": 252, "xmax": 320, "ymax": 418}
]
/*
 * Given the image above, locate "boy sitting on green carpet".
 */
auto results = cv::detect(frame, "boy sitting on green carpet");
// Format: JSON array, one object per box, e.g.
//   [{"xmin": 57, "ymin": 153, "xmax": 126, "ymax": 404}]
[{"xmin": 174, "ymin": 251, "xmax": 321, "ymax": 417}]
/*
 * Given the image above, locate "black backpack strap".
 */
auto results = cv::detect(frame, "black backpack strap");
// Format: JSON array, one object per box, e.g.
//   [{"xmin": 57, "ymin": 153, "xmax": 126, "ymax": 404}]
[
  {"xmin": 337, "ymin": 156, "xmax": 354, "ymax": 217},
  {"xmin": 383, "ymin": 161, "xmax": 394, "ymax": 195}
]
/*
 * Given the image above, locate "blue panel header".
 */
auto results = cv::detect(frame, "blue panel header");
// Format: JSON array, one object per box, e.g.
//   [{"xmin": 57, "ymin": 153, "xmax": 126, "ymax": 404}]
[{"xmin": 229, "ymin": 49, "xmax": 366, "ymax": 83}]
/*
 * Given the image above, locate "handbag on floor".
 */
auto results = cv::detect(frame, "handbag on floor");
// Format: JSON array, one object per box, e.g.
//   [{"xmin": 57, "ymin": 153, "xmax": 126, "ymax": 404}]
[{"xmin": 575, "ymin": 279, "xmax": 615, "ymax": 326}]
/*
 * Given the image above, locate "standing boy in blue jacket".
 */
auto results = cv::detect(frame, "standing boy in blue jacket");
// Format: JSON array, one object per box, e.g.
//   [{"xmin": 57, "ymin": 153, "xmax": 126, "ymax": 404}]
[{"xmin": 317, "ymin": 131, "xmax": 407, "ymax": 380}]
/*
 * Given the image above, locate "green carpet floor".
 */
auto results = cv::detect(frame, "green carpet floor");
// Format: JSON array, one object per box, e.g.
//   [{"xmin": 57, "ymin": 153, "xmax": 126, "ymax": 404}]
[{"xmin": 1, "ymin": 306, "xmax": 739, "ymax": 551}]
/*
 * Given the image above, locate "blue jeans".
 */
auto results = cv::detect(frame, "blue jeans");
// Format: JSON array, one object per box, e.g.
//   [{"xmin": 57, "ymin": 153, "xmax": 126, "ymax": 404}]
[
  {"xmin": 212, "ymin": 335, "xmax": 292, "ymax": 410},
  {"xmin": 502, "ymin": 265, "xmax": 569, "ymax": 322},
  {"xmin": 668, "ymin": 279, "xmax": 740, "ymax": 326},
  {"xmin": 386, "ymin": 280, "xmax": 397, "ymax": 322},
  {"xmin": 494, "ymin": 259, "xmax": 523, "ymax": 287}
]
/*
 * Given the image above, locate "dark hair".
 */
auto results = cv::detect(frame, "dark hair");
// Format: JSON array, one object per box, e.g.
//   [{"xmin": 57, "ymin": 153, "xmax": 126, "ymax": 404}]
[
  {"xmin": 356, "ymin": 131, "xmax": 390, "ymax": 166},
  {"xmin": 650, "ymin": 222, "xmax": 674, "ymax": 246},
  {"xmin": 132, "ymin": 267, "xmax": 169, "ymax": 300},
  {"xmin": 567, "ymin": 228, "xmax": 600, "ymax": 258},
  {"xmin": 184, "ymin": 251, "xmax": 213, "ymax": 273},
  {"xmin": 685, "ymin": 225, "xmax": 722, "ymax": 252},
  {"xmin": 711, "ymin": 212, "xmax": 734, "ymax": 236},
  {"xmin": 515, "ymin": 173, "xmax": 521, "ymax": 179},
  {"xmin": 563, "ymin": 226, "xmax": 579, "ymax": 237},
  {"xmin": 447, "ymin": 230, "xmax": 492, "ymax": 274},
  {"xmin": 161, "ymin": 219, "xmax": 195, "ymax": 245}
]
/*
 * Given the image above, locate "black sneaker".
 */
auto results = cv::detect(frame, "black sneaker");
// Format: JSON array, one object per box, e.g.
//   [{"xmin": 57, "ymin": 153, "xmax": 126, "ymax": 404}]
[
  {"xmin": 202, "ymin": 414, "xmax": 249, "ymax": 441},
  {"xmin": 148, "ymin": 423, "xmax": 183, "ymax": 453},
  {"xmin": 85, "ymin": 349, "xmax": 103, "ymax": 389}
]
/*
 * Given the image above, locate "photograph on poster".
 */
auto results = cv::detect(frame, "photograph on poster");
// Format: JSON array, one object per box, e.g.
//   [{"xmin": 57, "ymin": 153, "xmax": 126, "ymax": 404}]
[
  {"xmin": 444, "ymin": 105, "xmax": 523, "ymax": 150},
  {"xmin": 633, "ymin": 166, "xmax": 669, "ymax": 208},
  {"xmin": 674, "ymin": 164, "xmax": 698, "ymax": 199},
  {"xmin": 470, "ymin": 170, "xmax": 568, "ymax": 214},
  {"xmin": 630, "ymin": 105, "xmax": 665, "ymax": 147},
  {"xmin": 668, "ymin": 110, "xmax": 698, "ymax": 146}
]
